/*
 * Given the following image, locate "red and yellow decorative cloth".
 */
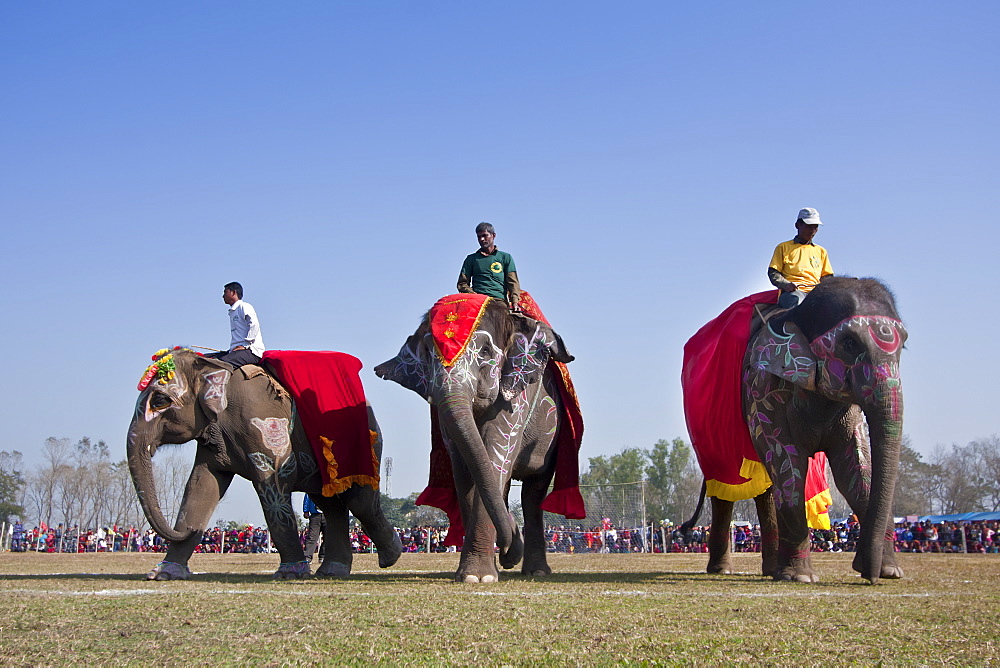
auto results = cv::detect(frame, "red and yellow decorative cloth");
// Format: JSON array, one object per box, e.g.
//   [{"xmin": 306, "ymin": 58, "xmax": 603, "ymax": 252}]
[
  {"xmin": 262, "ymin": 351, "xmax": 379, "ymax": 496},
  {"xmin": 681, "ymin": 291, "xmax": 831, "ymax": 530},
  {"xmin": 417, "ymin": 291, "xmax": 585, "ymax": 547},
  {"xmin": 428, "ymin": 293, "xmax": 492, "ymax": 366}
]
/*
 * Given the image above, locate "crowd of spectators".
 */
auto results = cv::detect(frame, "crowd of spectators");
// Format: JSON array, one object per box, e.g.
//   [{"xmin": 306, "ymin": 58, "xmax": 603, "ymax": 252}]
[{"xmin": 5, "ymin": 518, "xmax": 999, "ymax": 555}]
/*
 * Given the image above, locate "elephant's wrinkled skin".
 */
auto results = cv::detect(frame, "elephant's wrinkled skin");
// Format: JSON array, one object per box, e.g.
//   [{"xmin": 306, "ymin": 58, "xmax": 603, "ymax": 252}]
[
  {"xmin": 700, "ymin": 277, "xmax": 906, "ymax": 584},
  {"xmin": 127, "ymin": 350, "xmax": 401, "ymax": 580},
  {"xmin": 375, "ymin": 301, "xmax": 575, "ymax": 583}
]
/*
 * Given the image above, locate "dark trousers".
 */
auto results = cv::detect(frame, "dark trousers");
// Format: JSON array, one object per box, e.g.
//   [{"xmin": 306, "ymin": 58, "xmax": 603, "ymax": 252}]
[
  {"xmin": 304, "ymin": 513, "xmax": 326, "ymax": 561},
  {"xmin": 207, "ymin": 349, "xmax": 261, "ymax": 368}
]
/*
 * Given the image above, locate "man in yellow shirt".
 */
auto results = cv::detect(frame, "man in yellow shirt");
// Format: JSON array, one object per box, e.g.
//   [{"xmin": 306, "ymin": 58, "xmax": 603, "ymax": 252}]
[{"xmin": 768, "ymin": 207, "xmax": 834, "ymax": 308}]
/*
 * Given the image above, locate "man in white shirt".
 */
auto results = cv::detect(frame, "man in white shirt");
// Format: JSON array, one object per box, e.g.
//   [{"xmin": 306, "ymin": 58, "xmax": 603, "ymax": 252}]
[{"xmin": 209, "ymin": 281, "xmax": 265, "ymax": 368}]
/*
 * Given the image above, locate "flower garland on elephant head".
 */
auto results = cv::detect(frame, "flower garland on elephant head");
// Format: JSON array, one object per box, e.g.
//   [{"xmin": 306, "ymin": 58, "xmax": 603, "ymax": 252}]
[{"xmin": 136, "ymin": 346, "xmax": 202, "ymax": 391}]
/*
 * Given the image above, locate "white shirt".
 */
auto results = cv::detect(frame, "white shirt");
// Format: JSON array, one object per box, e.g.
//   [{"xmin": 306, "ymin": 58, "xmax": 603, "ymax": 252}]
[{"xmin": 228, "ymin": 299, "xmax": 265, "ymax": 357}]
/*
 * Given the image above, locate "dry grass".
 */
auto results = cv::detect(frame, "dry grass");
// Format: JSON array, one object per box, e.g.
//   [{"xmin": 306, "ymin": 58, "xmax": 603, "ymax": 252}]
[{"xmin": 1, "ymin": 551, "xmax": 998, "ymax": 665}]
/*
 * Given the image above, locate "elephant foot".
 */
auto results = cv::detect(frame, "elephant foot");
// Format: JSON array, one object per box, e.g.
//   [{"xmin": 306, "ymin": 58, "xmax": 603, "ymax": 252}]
[
  {"xmin": 853, "ymin": 557, "xmax": 904, "ymax": 583},
  {"xmin": 774, "ymin": 566, "xmax": 819, "ymax": 583},
  {"xmin": 498, "ymin": 525, "xmax": 524, "ymax": 570},
  {"xmin": 315, "ymin": 561, "xmax": 351, "ymax": 577},
  {"xmin": 273, "ymin": 560, "xmax": 312, "ymax": 580},
  {"xmin": 146, "ymin": 560, "xmax": 191, "ymax": 581},
  {"xmin": 521, "ymin": 556, "xmax": 551, "ymax": 577},
  {"xmin": 706, "ymin": 561, "xmax": 733, "ymax": 575},
  {"xmin": 377, "ymin": 533, "xmax": 403, "ymax": 569},
  {"xmin": 456, "ymin": 557, "xmax": 500, "ymax": 583}
]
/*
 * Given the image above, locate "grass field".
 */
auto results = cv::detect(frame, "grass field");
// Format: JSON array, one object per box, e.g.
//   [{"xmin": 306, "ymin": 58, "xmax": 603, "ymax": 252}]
[{"xmin": 2, "ymin": 551, "xmax": 998, "ymax": 665}]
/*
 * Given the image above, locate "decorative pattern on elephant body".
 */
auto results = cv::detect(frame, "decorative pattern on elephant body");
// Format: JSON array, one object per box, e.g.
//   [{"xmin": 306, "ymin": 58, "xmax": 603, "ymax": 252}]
[
  {"xmin": 810, "ymin": 316, "xmax": 905, "ymax": 422},
  {"xmin": 502, "ymin": 324, "xmax": 551, "ymax": 398},
  {"xmin": 744, "ymin": 368, "xmax": 801, "ymax": 509},
  {"xmin": 751, "ymin": 323, "xmax": 816, "ymax": 389},
  {"xmin": 201, "ymin": 369, "xmax": 230, "ymax": 412},
  {"xmin": 251, "ymin": 417, "xmax": 292, "ymax": 461},
  {"xmin": 439, "ymin": 330, "xmax": 502, "ymax": 393},
  {"xmin": 259, "ymin": 483, "xmax": 295, "ymax": 526}
]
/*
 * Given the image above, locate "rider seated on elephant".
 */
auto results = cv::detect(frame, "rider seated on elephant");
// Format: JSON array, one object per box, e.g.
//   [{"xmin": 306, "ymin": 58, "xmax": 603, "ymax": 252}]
[
  {"xmin": 456, "ymin": 222, "xmax": 521, "ymax": 312},
  {"xmin": 207, "ymin": 281, "xmax": 265, "ymax": 368},
  {"xmin": 767, "ymin": 207, "xmax": 834, "ymax": 309}
]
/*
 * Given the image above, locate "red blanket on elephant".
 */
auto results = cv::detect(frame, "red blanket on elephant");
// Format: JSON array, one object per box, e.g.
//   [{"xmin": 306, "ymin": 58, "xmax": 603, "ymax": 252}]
[
  {"xmin": 262, "ymin": 351, "xmax": 378, "ymax": 496},
  {"xmin": 417, "ymin": 291, "xmax": 585, "ymax": 547},
  {"xmin": 681, "ymin": 292, "xmax": 831, "ymax": 529},
  {"xmin": 428, "ymin": 293, "xmax": 492, "ymax": 366}
]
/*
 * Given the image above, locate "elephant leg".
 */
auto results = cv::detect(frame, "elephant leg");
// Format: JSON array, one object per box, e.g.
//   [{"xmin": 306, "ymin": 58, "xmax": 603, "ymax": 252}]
[
  {"xmin": 707, "ymin": 497, "xmax": 734, "ymax": 574},
  {"xmin": 345, "ymin": 485, "xmax": 403, "ymax": 569},
  {"xmin": 314, "ymin": 495, "xmax": 352, "ymax": 577},
  {"xmin": 761, "ymin": 447, "xmax": 815, "ymax": 582},
  {"xmin": 150, "ymin": 464, "xmax": 234, "ymax": 581},
  {"xmin": 252, "ymin": 479, "xmax": 309, "ymax": 579},
  {"xmin": 824, "ymin": 408, "xmax": 903, "ymax": 580},
  {"xmin": 753, "ymin": 488, "xmax": 778, "ymax": 577},
  {"xmin": 519, "ymin": 470, "xmax": 555, "ymax": 577},
  {"xmin": 452, "ymin": 458, "xmax": 501, "ymax": 583}
]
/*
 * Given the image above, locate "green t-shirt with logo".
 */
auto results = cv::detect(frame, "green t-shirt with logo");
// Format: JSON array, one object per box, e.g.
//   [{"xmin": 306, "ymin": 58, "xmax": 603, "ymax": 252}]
[{"xmin": 460, "ymin": 249, "xmax": 516, "ymax": 300}]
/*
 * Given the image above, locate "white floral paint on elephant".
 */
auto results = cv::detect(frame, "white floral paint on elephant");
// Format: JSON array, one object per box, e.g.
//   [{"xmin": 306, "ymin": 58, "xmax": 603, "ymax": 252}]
[
  {"xmin": 251, "ymin": 417, "xmax": 292, "ymax": 462},
  {"xmin": 201, "ymin": 370, "xmax": 230, "ymax": 412}
]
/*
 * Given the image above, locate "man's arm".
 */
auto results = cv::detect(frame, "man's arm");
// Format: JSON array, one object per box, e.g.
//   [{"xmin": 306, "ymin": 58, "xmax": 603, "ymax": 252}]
[
  {"xmin": 505, "ymin": 271, "xmax": 521, "ymax": 309},
  {"xmin": 457, "ymin": 256, "xmax": 474, "ymax": 293},
  {"xmin": 767, "ymin": 267, "xmax": 798, "ymax": 293},
  {"xmin": 244, "ymin": 306, "xmax": 261, "ymax": 347}
]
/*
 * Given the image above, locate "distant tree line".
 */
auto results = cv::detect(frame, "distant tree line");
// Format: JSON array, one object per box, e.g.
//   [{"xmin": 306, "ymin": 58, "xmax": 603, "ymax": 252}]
[{"xmin": 3, "ymin": 434, "xmax": 998, "ymax": 530}]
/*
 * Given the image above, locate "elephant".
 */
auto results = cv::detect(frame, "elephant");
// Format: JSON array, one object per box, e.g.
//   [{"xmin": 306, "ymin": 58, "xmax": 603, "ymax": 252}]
[
  {"xmin": 374, "ymin": 296, "xmax": 578, "ymax": 583},
  {"xmin": 685, "ymin": 277, "xmax": 906, "ymax": 584},
  {"xmin": 127, "ymin": 348, "xmax": 402, "ymax": 580}
]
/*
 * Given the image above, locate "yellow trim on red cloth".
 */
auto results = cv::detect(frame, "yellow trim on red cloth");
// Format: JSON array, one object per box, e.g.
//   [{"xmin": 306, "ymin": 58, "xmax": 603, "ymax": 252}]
[
  {"xmin": 320, "ymin": 433, "xmax": 381, "ymax": 496},
  {"xmin": 705, "ymin": 458, "xmax": 772, "ymax": 502}
]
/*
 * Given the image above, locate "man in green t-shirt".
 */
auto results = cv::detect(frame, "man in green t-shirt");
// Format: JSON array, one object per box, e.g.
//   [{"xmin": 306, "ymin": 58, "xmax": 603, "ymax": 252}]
[{"xmin": 457, "ymin": 222, "xmax": 521, "ymax": 310}]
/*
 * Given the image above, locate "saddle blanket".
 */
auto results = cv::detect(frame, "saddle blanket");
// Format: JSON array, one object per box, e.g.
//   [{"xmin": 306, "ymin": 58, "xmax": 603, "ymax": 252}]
[{"xmin": 262, "ymin": 350, "xmax": 378, "ymax": 496}]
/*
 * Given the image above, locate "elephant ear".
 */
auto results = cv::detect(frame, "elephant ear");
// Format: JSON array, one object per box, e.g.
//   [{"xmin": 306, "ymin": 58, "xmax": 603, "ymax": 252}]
[
  {"xmin": 192, "ymin": 357, "xmax": 232, "ymax": 419},
  {"xmin": 499, "ymin": 318, "xmax": 573, "ymax": 401},
  {"xmin": 750, "ymin": 318, "xmax": 817, "ymax": 391}
]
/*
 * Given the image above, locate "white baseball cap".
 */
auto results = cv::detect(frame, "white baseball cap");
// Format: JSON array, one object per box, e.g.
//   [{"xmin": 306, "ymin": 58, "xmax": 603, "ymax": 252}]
[{"xmin": 797, "ymin": 207, "xmax": 823, "ymax": 225}]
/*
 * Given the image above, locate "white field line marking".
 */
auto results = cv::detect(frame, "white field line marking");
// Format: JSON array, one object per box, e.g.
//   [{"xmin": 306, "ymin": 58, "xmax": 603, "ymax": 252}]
[{"xmin": 2, "ymin": 587, "xmax": 934, "ymax": 599}]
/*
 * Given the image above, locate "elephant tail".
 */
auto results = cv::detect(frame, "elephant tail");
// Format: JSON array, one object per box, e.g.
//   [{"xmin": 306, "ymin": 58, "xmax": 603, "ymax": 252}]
[{"xmin": 679, "ymin": 479, "xmax": 707, "ymax": 533}]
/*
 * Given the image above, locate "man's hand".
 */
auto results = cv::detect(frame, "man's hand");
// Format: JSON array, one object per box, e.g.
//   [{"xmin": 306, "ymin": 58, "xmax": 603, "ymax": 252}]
[
  {"xmin": 781, "ymin": 284, "xmax": 797, "ymax": 293},
  {"xmin": 233, "ymin": 345, "xmax": 247, "ymax": 351}
]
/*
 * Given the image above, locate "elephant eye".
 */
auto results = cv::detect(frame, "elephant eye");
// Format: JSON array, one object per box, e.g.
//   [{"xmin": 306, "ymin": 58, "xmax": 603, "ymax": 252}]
[
  {"xmin": 840, "ymin": 337, "xmax": 859, "ymax": 354},
  {"xmin": 148, "ymin": 392, "xmax": 173, "ymax": 411}
]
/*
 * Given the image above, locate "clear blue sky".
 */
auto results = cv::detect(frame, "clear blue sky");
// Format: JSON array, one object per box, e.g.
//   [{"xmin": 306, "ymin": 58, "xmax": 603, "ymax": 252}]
[{"xmin": 3, "ymin": 2, "xmax": 997, "ymax": 526}]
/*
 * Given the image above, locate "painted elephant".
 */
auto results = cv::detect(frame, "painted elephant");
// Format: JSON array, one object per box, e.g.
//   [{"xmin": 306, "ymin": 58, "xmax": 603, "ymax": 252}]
[
  {"xmin": 127, "ymin": 349, "xmax": 402, "ymax": 580},
  {"xmin": 689, "ymin": 277, "xmax": 906, "ymax": 584},
  {"xmin": 375, "ymin": 298, "xmax": 577, "ymax": 583}
]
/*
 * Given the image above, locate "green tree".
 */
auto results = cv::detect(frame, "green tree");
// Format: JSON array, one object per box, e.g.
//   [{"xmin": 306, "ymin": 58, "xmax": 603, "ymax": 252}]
[
  {"xmin": 580, "ymin": 447, "xmax": 646, "ymax": 486},
  {"xmin": 0, "ymin": 469, "xmax": 26, "ymax": 523},
  {"xmin": 0, "ymin": 450, "xmax": 26, "ymax": 523},
  {"xmin": 644, "ymin": 438, "xmax": 702, "ymax": 525}
]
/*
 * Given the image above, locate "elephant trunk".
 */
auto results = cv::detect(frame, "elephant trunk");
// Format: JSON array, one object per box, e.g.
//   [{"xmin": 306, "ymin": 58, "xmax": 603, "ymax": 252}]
[
  {"xmin": 437, "ymin": 393, "xmax": 515, "ymax": 552},
  {"xmin": 860, "ymin": 382, "xmax": 903, "ymax": 585},
  {"xmin": 126, "ymin": 418, "xmax": 195, "ymax": 543}
]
